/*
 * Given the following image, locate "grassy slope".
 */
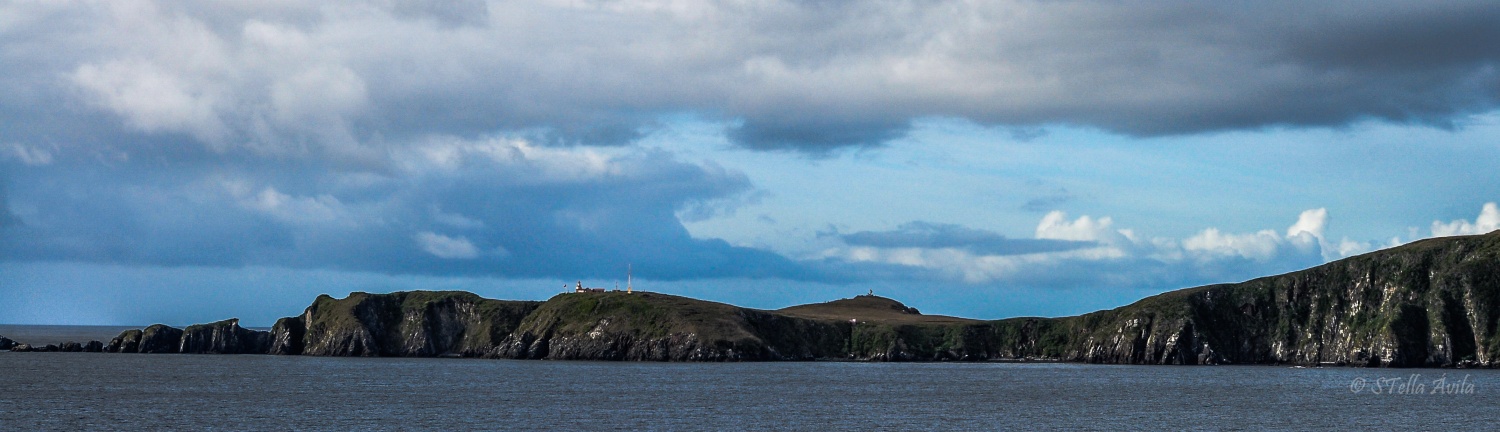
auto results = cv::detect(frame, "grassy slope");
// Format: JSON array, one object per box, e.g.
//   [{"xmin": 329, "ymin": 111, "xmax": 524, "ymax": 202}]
[{"xmin": 514, "ymin": 291, "xmax": 759, "ymax": 343}]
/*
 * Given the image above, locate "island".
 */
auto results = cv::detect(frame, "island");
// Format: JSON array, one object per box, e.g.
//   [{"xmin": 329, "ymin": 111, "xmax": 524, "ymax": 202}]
[{"xmin": 9, "ymin": 231, "xmax": 1500, "ymax": 368}]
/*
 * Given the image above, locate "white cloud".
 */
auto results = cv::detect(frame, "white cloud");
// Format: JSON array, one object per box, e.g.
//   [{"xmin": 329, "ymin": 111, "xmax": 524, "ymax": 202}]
[
  {"xmin": 1035, "ymin": 211, "xmax": 1134, "ymax": 245},
  {"xmin": 3, "ymin": 143, "xmax": 54, "ymax": 166},
  {"xmin": 63, "ymin": 6, "xmax": 370, "ymax": 159},
  {"xmin": 1182, "ymin": 228, "xmax": 1283, "ymax": 261},
  {"xmin": 72, "ymin": 59, "xmax": 228, "ymax": 144},
  {"xmin": 403, "ymin": 136, "xmax": 618, "ymax": 182},
  {"xmin": 1432, "ymin": 202, "xmax": 1500, "ymax": 237},
  {"xmin": 415, "ymin": 232, "xmax": 480, "ymax": 259},
  {"xmin": 828, "ymin": 207, "xmax": 1375, "ymax": 287},
  {"xmin": 229, "ymin": 185, "xmax": 346, "ymax": 224},
  {"xmin": 1286, "ymin": 208, "xmax": 1327, "ymax": 239}
]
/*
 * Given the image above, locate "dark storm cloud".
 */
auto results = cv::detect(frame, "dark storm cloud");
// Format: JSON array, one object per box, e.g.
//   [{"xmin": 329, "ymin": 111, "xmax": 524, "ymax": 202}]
[
  {"xmin": 0, "ymin": 142, "xmax": 825, "ymax": 282},
  {"xmin": 727, "ymin": 118, "xmax": 911, "ymax": 153},
  {"xmin": 838, "ymin": 222, "xmax": 1094, "ymax": 256},
  {"xmin": 1275, "ymin": 3, "xmax": 1500, "ymax": 71},
  {"xmin": 0, "ymin": 0, "xmax": 1494, "ymax": 288},
  {"xmin": 5, "ymin": 1, "xmax": 1496, "ymax": 155}
]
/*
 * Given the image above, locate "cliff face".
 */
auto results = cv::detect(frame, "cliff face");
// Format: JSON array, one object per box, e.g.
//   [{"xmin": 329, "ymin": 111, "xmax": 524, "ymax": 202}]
[
  {"xmin": 827, "ymin": 232, "xmax": 1500, "ymax": 367},
  {"xmin": 106, "ymin": 324, "xmax": 186, "ymax": 353},
  {"xmin": 179, "ymin": 319, "xmax": 271, "ymax": 354},
  {"xmin": 1173, "ymin": 232, "xmax": 1500, "ymax": 367},
  {"xmin": 137, "ymin": 324, "xmax": 184, "ymax": 354},
  {"xmin": 267, "ymin": 316, "xmax": 305, "ymax": 355},
  {"xmin": 83, "ymin": 231, "xmax": 1500, "ymax": 367},
  {"xmin": 276, "ymin": 291, "xmax": 541, "ymax": 357}
]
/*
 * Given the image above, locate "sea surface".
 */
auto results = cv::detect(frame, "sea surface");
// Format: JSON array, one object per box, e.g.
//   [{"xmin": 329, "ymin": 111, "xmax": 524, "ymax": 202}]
[{"xmin": 1, "ymin": 326, "xmax": 1494, "ymax": 430}]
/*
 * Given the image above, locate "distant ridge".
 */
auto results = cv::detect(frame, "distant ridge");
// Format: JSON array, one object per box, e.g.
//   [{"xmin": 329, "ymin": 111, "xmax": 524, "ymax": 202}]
[
  {"xmin": 778, "ymin": 295, "xmax": 975, "ymax": 324},
  {"xmin": 13, "ymin": 231, "xmax": 1500, "ymax": 367}
]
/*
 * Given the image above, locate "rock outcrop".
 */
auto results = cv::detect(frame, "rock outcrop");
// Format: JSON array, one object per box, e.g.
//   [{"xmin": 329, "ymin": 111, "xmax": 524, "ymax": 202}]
[
  {"xmin": 107, "ymin": 329, "xmax": 142, "ymax": 353},
  {"xmin": 179, "ymin": 319, "xmax": 271, "ymax": 354},
  {"xmin": 281, "ymin": 291, "xmax": 542, "ymax": 357},
  {"xmin": 137, "ymin": 324, "xmax": 184, "ymax": 353},
  {"xmin": 0, "ymin": 335, "xmax": 15, "ymax": 351},
  {"xmin": 267, "ymin": 316, "xmax": 305, "ymax": 355}
]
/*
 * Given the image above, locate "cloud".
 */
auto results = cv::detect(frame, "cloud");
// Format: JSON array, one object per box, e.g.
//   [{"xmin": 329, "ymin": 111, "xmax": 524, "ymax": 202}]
[
  {"xmin": 1021, "ymin": 187, "xmax": 1075, "ymax": 212},
  {"xmin": 837, "ymin": 221, "xmax": 1095, "ymax": 256},
  {"xmin": 727, "ymin": 118, "xmax": 912, "ymax": 153},
  {"xmin": 0, "ymin": 137, "xmax": 816, "ymax": 281},
  {"xmin": 1432, "ymin": 202, "xmax": 1500, "ymax": 236},
  {"xmin": 2, "ymin": 1, "xmax": 1496, "ymax": 155},
  {"xmin": 822, "ymin": 208, "xmax": 1384, "ymax": 288},
  {"xmin": 415, "ymin": 232, "xmax": 480, "ymax": 260},
  {"xmin": 1182, "ymin": 229, "xmax": 1285, "ymax": 262},
  {"xmin": 1035, "ymin": 211, "xmax": 1136, "ymax": 246},
  {"xmin": 72, "ymin": 59, "xmax": 230, "ymax": 146},
  {"xmin": 1286, "ymin": 208, "xmax": 1328, "ymax": 239},
  {"xmin": 231, "ymin": 186, "xmax": 346, "ymax": 225},
  {"xmin": 2, "ymin": 143, "xmax": 56, "ymax": 166}
]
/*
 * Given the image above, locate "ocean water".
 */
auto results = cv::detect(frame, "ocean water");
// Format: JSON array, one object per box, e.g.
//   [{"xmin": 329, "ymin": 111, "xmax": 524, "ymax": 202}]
[
  {"xmin": 1, "ymin": 327, "xmax": 1494, "ymax": 430},
  {"xmin": 0, "ymin": 325, "xmax": 142, "ymax": 346}
]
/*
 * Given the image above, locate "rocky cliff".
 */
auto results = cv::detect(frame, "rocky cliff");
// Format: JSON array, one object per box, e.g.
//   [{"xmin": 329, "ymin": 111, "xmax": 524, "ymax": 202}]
[
  {"xmin": 813, "ymin": 231, "xmax": 1500, "ymax": 367},
  {"xmin": 275, "ymin": 291, "xmax": 542, "ymax": 357},
  {"xmin": 179, "ymin": 319, "xmax": 271, "ymax": 354},
  {"xmin": 106, "ymin": 324, "xmax": 185, "ymax": 353},
  {"xmin": 86, "ymin": 231, "xmax": 1500, "ymax": 367}
]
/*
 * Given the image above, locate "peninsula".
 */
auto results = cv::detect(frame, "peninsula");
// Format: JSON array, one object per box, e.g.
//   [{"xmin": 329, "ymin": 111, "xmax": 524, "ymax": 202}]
[{"xmin": 10, "ymin": 231, "xmax": 1500, "ymax": 368}]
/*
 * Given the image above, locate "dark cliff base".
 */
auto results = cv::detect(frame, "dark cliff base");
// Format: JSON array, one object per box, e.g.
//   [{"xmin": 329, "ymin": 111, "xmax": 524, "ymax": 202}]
[{"xmin": 19, "ymin": 231, "xmax": 1500, "ymax": 368}]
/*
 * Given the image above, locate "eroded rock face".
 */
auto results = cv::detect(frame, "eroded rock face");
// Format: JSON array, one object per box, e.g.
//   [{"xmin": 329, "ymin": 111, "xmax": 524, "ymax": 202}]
[
  {"xmin": 83, "ymin": 341, "xmax": 104, "ymax": 352},
  {"xmin": 1170, "ymin": 233, "xmax": 1500, "ymax": 368},
  {"xmin": 107, "ymin": 329, "xmax": 143, "ymax": 353},
  {"xmin": 771, "ymin": 233, "xmax": 1500, "ymax": 367},
  {"xmin": 179, "ymin": 319, "xmax": 271, "ymax": 354},
  {"xmin": 295, "ymin": 291, "xmax": 541, "ymax": 357},
  {"xmin": 877, "ymin": 231, "xmax": 1500, "ymax": 367},
  {"xmin": 0, "ymin": 336, "xmax": 16, "ymax": 351},
  {"xmin": 138, "ymin": 324, "xmax": 184, "ymax": 354},
  {"xmin": 268, "ymin": 316, "xmax": 305, "ymax": 355}
]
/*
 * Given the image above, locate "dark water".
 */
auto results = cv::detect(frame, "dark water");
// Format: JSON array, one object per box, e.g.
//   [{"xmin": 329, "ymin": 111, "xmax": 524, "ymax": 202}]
[{"xmin": 1, "ymin": 328, "xmax": 1495, "ymax": 430}]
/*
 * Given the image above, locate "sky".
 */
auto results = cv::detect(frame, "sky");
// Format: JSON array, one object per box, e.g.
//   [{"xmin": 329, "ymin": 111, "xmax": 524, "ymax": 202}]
[{"xmin": 3, "ymin": 0, "xmax": 1500, "ymax": 326}]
